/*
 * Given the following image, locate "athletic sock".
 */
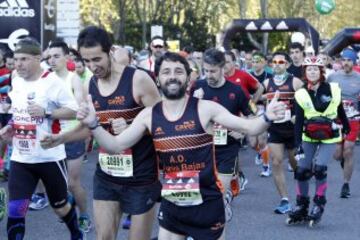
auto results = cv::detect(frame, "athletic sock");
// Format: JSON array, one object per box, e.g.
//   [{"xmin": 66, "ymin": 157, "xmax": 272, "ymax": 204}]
[
  {"xmin": 260, "ymin": 145, "xmax": 270, "ymax": 165},
  {"xmin": 7, "ymin": 217, "xmax": 25, "ymax": 240},
  {"xmin": 61, "ymin": 205, "xmax": 83, "ymax": 240}
]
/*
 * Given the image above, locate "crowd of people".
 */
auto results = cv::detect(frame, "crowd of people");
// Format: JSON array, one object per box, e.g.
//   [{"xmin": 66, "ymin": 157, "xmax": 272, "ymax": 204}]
[{"xmin": 0, "ymin": 25, "xmax": 359, "ymax": 240}]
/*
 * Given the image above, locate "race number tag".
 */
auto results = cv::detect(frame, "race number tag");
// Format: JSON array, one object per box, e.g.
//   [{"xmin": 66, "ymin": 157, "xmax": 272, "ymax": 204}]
[
  {"xmin": 342, "ymin": 100, "xmax": 359, "ymax": 119},
  {"xmin": 13, "ymin": 123, "xmax": 36, "ymax": 155},
  {"xmin": 161, "ymin": 171, "xmax": 203, "ymax": 206},
  {"xmin": 213, "ymin": 124, "xmax": 227, "ymax": 145},
  {"xmin": 98, "ymin": 148, "xmax": 133, "ymax": 177}
]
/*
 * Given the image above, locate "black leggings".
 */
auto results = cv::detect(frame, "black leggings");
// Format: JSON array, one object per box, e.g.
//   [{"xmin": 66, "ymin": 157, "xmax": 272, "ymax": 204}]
[{"xmin": 8, "ymin": 160, "xmax": 68, "ymax": 208}]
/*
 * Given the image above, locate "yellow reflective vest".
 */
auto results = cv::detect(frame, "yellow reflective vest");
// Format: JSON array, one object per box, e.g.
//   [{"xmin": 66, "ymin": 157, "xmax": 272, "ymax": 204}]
[{"xmin": 294, "ymin": 83, "xmax": 342, "ymax": 143}]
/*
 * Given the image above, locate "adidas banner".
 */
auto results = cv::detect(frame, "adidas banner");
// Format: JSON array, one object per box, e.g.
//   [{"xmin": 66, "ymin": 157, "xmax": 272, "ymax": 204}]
[{"xmin": 0, "ymin": 0, "xmax": 56, "ymax": 50}]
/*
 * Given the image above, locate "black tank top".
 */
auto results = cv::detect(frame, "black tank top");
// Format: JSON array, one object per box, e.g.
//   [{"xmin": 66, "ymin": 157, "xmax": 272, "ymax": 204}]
[
  {"xmin": 266, "ymin": 74, "xmax": 295, "ymax": 135},
  {"xmin": 151, "ymin": 97, "xmax": 223, "ymax": 202},
  {"xmin": 89, "ymin": 66, "xmax": 158, "ymax": 186}
]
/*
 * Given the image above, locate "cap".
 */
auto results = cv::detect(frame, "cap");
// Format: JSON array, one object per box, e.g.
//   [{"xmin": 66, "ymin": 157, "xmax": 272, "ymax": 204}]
[
  {"xmin": 14, "ymin": 38, "xmax": 41, "ymax": 56},
  {"xmin": 341, "ymin": 48, "xmax": 357, "ymax": 64},
  {"xmin": 152, "ymin": 39, "xmax": 164, "ymax": 47}
]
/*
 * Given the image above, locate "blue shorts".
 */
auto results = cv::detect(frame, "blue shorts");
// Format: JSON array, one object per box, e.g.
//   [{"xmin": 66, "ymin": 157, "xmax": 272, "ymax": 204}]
[{"xmin": 65, "ymin": 141, "xmax": 85, "ymax": 160}]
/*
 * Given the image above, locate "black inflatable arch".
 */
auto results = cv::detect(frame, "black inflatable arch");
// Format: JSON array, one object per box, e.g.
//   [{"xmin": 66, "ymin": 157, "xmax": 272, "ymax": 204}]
[
  {"xmin": 220, "ymin": 18, "xmax": 320, "ymax": 54},
  {"xmin": 322, "ymin": 28, "xmax": 360, "ymax": 56}
]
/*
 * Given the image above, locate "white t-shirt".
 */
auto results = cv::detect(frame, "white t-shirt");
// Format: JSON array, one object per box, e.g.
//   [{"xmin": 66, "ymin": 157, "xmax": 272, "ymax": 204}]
[{"xmin": 8, "ymin": 71, "xmax": 78, "ymax": 164}]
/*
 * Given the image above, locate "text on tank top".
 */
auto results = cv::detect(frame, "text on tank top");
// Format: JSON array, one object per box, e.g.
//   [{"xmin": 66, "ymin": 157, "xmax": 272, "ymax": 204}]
[{"xmin": 151, "ymin": 97, "xmax": 222, "ymax": 206}]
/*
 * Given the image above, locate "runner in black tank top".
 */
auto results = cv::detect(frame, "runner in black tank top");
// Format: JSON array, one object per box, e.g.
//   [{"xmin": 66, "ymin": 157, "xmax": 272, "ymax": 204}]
[
  {"xmin": 89, "ymin": 66, "xmax": 161, "ymax": 218},
  {"xmin": 89, "ymin": 66, "xmax": 158, "ymax": 185},
  {"xmin": 151, "ymin": 96, "xmax": 225, "ymax": 240}
]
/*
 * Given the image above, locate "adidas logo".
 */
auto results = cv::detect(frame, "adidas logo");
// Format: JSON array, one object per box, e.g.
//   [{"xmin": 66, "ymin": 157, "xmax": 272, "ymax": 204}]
[{"xmin": 0, "ymin": 0, "xmax": 35, "ymax": 18}]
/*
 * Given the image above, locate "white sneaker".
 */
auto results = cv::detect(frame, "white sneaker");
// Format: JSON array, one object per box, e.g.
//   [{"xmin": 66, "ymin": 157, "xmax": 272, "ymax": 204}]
[
  {"xmin": 239, "ymin": 176, "xmax": 248, "ymax": 191},
  {"xmin": 287, "ymin": 163, "xmax": 294, "ymax": 172},
  {"xmin": 260, "ymin": 165, "xmax": 271, "ymax": 177},
  {"xmin": 255, "ymin": 153, "xmax": 262, "ymax": 165}
]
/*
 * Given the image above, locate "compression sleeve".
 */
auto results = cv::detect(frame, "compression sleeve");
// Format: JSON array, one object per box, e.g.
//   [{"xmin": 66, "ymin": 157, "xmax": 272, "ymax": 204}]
[{"xmin": 294, "ymin": 100, "xmax": 304, "ymax": 148}]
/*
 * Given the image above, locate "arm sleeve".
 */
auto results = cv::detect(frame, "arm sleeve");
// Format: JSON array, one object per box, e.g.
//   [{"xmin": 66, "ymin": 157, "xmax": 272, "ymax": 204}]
[
  {"xmin": 337, "ymin": 102, "xmax": 350, "ymax": 135},
  {"xmin": 294, "ymin": 100, "xmax": 305, "ymax": 148}
]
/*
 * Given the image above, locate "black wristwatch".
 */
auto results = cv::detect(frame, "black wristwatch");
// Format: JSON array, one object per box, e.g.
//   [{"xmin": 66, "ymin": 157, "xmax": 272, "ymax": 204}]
[
  {"xmin": 88, "ymin": 118, "xmax": 101, "ymax": 130},
  {"xmin": 262, "ymin": 113, "xmax": 272, "ymax": 124}
]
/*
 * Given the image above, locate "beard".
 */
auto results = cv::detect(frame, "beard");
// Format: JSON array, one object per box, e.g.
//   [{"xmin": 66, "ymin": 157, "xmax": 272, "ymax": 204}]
[{"xmin": 161, "ymin": 78, "xmax": 187, "ymax": 100}]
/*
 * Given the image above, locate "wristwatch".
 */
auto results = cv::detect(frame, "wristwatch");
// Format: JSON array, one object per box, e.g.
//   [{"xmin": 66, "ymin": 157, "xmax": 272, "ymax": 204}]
[{"xmin": 88, "ymin": 118, "xmax": 101, "ymax": 130}]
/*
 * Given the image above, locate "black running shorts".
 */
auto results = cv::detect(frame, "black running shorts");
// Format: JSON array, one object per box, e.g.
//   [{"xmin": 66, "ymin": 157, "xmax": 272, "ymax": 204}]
[
  {"xmin": 158, "ymin": 197, "xmax": 225, "ymax": 240},
  {"xmin": 93, "ymin": 174, "xmax": 161, "ymax": 215}
]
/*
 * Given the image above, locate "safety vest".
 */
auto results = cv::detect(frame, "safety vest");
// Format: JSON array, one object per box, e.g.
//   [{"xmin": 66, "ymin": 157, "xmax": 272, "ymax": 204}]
[{"xmin": 295, "ymin": 83, "xmax": 342, "ymax": 143}]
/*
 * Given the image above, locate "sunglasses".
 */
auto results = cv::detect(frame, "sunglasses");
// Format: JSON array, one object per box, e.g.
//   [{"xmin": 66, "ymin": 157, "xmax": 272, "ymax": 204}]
[
  {"xmin": 153, "ymin": 45, "xmax": 164, "ymax": 49},
  {"xmin": 272, "ymin": 60, "xmax": 286, "ymax": 65}
]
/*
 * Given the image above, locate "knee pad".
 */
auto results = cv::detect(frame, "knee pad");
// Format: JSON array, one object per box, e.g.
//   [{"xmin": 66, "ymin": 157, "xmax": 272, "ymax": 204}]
[
  {"xmin": 314, "ymin": 165, "xmax": 327, "ymax": 180},
  {"xmin": 294, "ymin": 167, "xmax": 312, "ymax": 181},
  {"xmin": 8, "ymin": 199, "xmax": 29, "ymax": 218}
]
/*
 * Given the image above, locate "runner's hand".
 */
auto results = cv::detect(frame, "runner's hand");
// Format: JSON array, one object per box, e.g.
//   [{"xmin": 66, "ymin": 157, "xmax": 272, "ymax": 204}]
[
  {"xmin": 77, "ymin": 95, "xmax": 97, "ymax": 126},
  {"xmin": 0, "ymin": 125, "xmax": 14, "ymax": 144},
  {"xmin": 40, "ymin": 134, "xmax": 64, "ymax": 149},
  {"xmin": 111, "ymin": 118, "xmax": 127, "ymax": 135},
  {"xmin": 27, "ymin": 103, "xmax": 46, "ymax": 118},
  {"xmin": 265, "ymin": 91, "xmax": 286, "ymax": 121},
  {"xmin": 193, "ymin": 88, "xmax": 204, "ymax": 99}
]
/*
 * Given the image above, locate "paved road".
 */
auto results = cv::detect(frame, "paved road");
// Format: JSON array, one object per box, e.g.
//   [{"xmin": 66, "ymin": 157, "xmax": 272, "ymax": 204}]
[{"xmin": 1, "ymin": 145, "xmax": 360, "ymax": 240}]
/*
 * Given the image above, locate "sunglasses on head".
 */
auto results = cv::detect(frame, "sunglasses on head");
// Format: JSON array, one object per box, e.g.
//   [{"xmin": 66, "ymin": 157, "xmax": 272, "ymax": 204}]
[
  {"xmin": 272, "ymin": 60, "xmax": 286, "ymax": 65},
  {"xmin": 153, "ymin": 45, "xmax": 163, "ymax": 49}
]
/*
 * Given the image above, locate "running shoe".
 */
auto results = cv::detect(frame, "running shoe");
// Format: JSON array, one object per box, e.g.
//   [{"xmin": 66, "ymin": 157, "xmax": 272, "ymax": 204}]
[
  {"xmin": 29, "ymin": 194, "xmax": 49, "ymax": 210},
  {"xmin": 287, "ymin": 163, "xmax": 294, "ymax": 172},
  {"xmin": 260, "ymin": 165, "xmax": 271, "ymax": 177},
  {"xmin": 255, "ymin": 153, "xmax": 262, "ymax": 165},
  {"xmin": 0, "ymin": 187, "xmax": 6, "ymax": 222},
  {"xmin": 122, "ymin": 214, "xmax": 131, "ymax": 229},
  {"xmin": 274, "ymin": 199, "xmax": 291, "ymax": 214},
  {"xmin": 79, "ymin": 216, "xmax": 93, "ymax": 233},
  {"xmin": 340, "ymin": 183, "xmax": 351, "ymax": 198},
  {"xmin": 224, "ymin": 200, "xmax": 233, "ymax": 222},
  {"xmin": 239, "ymin": 175, "xmax": 248, "ymax": 191},
  {"xmin": 225, "ymin": 189, "xmax": 234, "ymax": 204}
]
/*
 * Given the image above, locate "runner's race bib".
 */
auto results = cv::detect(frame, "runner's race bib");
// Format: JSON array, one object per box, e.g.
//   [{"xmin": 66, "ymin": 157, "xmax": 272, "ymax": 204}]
[
  {"xmin": 13, "ymin": 123, "xmax": 36, "ymax": 155},
  {"xmin": 213, "ymin": 124, "xmax": 227, "ymax": 145},
  {"xmin": 162, "ymin": 171, "xmax": 203, "ymax": 206},
  {"xmin": 342, "ymin": 100, "xmax": 360, "ymax": 119},
  {"xmin": 98, "ymin": 148, "xmax": 133, "ymax": 177}
]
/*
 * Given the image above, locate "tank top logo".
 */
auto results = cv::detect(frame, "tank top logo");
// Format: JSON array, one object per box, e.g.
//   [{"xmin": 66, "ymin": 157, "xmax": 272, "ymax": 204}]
[
  {"xmin": 107, "ymin": 96, "xmax": 125, "ymax": 106},
  {"xmin": 175, "ymin": 120, "xmax": 196, "ymax": 131},
  {"xmin": 154, "ymin": 126, "xmax": 165, "ymax": 136}
]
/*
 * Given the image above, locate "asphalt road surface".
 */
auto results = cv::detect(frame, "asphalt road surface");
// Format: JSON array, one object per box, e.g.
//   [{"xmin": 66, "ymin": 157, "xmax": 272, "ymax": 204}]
[{"xmin": 1, "ymin": 145, "xmax": 360, "ymax": 240}]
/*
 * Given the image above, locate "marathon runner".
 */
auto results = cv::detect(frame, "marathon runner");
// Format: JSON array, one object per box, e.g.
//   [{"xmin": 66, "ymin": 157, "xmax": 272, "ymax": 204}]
[
  {"xmin": 190, "ymin": 48, "xmax": 252, "ymax": 224},
  {"xmin": 287, "ymin": 56, "xmax": 350, "ymax": 226},
  {"xmin": 48, "ymin": 40, "xmax": 92, "ymax": 232},
  {"xmin": 261, "ymin": 52, "xmax": 303, "ymax": 214},
  {"xmin": 328, "ymin": 48, "xmax": 360, "ymax": 198},
  {"xmin": 43, "ymin": 52, "xmax": 286, "ymax": 240},
  {"xmin": 249, "ymin": 52, "xmax": 273, "ymax": 176},
  {"xmin": 0, "ymin": 38, "xmax": 83, "ymax": 240},
  {"xmin": 288, "ymin": 42, "xmax": 305, "ymax": 79}
]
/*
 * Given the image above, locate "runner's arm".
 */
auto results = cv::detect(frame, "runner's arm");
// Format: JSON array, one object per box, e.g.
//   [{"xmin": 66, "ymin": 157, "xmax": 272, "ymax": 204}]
[
  {"xmin": 71, "ymin": 74, "xmax": 85, "ymax": 104},
  {"xmin": 201, "ymin": 92, "xmax": 285, "ymax": 135},
  {"xmin": 87, "ymin": 108, "xmax": 150, "ymax": 154},
  {"xmin": 252, "ymin": 82, "xmax": 265, "ymax": 103},
  {"xmin": 134, "ymin": 70, "xmax": 161, "ymax": 107},
  {"xmin": 293, "ymin": 77, "xmax": 304, "ymax": 91}
]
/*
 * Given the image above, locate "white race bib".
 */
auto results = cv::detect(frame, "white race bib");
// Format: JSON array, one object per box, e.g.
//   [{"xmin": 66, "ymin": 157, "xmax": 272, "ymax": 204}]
[
  {"xmin": 98, "ymin": 148, "xmax": 133, "ymax": 177},
  {"xmin": 213, "ymin": 124, "xmax": 227, "ymax": 145},
  {"xmin": 161, "ymin": 171, "xmax": 203, "ymax": 206},
  {"xmin": 13, "ymin": 123, "xmax": 36, "ymax": 156}
]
